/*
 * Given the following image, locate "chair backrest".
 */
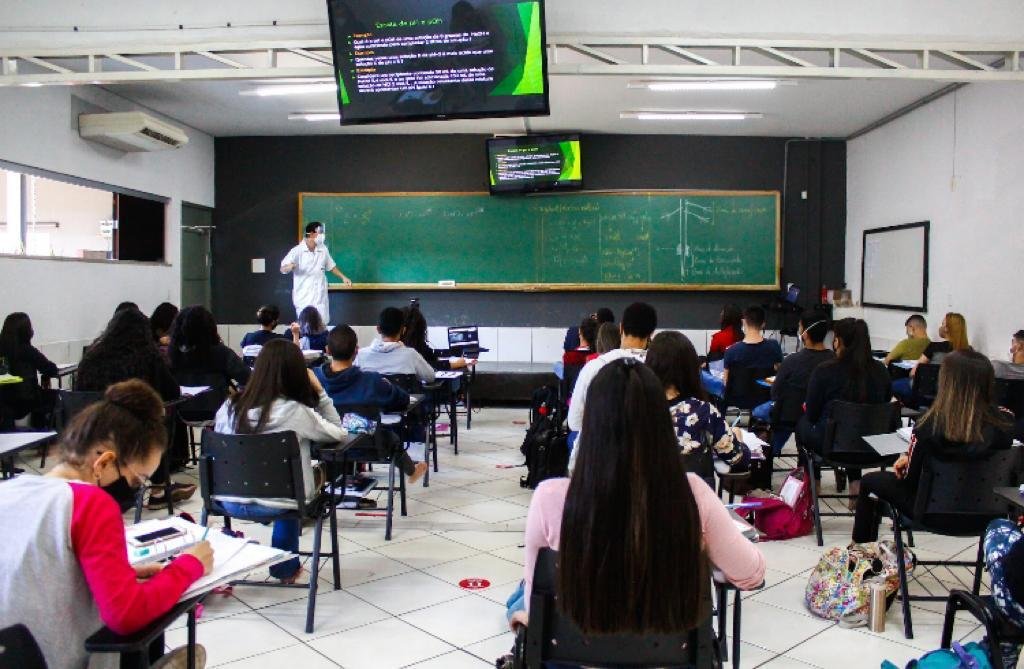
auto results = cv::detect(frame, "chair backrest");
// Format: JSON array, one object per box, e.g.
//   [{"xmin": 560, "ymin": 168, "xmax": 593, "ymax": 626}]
[
  {"xmin": 723, "ymin": 366, "xmax": 773, "ymax": 411},
  {"xmin": 680, "ymin": 447, "xmax": 715, "ymax": 489},
  {"xmin": 383, "ymin": 373, "xmax": 422, "ymax": 395},
  {"xmin": 0, "ymin": 624, "xmax": 48, "ymax": 669},
  {"xmin": 771, "ymin": 380, "xmax": 806, "ymax": 427},
  {"xmin": 822, "ymin": 401, "xmax": 900, "ymax": 458},
  {"xmin": 560, "ymin": 362, "xmax": 584, "ymax": 401},
  {"xmin": 174, "ymin": 371, "xmax": 231, "ymax": 420},
  {"xmin": 199, "ymin": 430, "xmax": 307, "ymax": 515},
  {"xmin": 913, "ymin": 448, "xmax": 1020, "ymax": 532},
  {"xmin": 912, "ymin": 363, "xmax": 941, "ymax": 402},
  {"xmin": 241, "ymin": 344, "xmax": 262, "ymax": 366},
  {"xmin": 995, "ymin": 379, "xmax": 1024, "ymax": 419},
  {"xmin": 57, "ymin": 390, "xmax": 104, "ymax": 430},
  {"xmin": 524, "ymin": 548, "xmax": 713, "ymax": 668}
]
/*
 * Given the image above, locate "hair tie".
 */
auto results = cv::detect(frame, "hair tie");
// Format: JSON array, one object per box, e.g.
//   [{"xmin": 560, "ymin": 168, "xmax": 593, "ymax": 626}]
[{"xmin": 622, "ymin": 357, "xmax": 639, "ymax": 369}]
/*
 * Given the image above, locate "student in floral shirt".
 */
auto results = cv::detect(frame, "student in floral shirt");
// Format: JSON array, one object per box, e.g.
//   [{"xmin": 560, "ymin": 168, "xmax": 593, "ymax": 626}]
[{"xmin": 646, "ymin": 331, "xmax": 751, "ymax": 472}]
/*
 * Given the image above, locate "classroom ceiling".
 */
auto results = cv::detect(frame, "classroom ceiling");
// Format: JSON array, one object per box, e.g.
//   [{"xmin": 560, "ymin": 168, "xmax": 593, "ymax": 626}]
[{"xmin": 106, "ymin": 76, "xmax": 946, "ymax": 138}]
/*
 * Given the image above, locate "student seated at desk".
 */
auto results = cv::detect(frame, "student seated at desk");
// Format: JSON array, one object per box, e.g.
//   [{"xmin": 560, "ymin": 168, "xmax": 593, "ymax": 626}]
[
  {"xmin": 563, "ymin": 316, "xmax": 598, "ymax": 368},
  {"xmin": 0, "ymin": 380, "xmax": 213, "ymax": 669},
  {"xmin": 315, "ymin": 325, "xmax": 427, "ymax": 485},
  {"xmin": 0, "ymin": 312, "xmax": 58, "ymax": 429},
  {"xmin": 563, "ymin": 307, "xmax": 613, "ymax": 352},
  {"xmin": 292, "ymin": 305, "xmax": 329, "ymax": 352},
  {"xmin": 150, "ymin": 302, "xmax": 178, "ymax": 350},
  {"xmin": 852, "ymin": 351, "xmax": 1013, "ymax": 543},
  {"xmin": 240, "ymin": 304, "xmax": 297, "ymax": 348},
  {"xmin": 509, "ymin": 359, "xmax": 764, "ymax": 633},
  {"xmin": 168, "ymin": 305, "xmax": 251, "ymax": 389},
  {"xmin": 355, "ymin": 307, "xmax": 436, "ymax": 383},
  {"xmin": 721, "ymin": 305, "xmax": 783, "ymax": 387},
  {"xmin": 883, "ymin": 314, "xmax": 931, "ymax": 365},
  {"xmin": 400, "ymin": 304, "xmax": 473, "ymax": 371},
  {"xmin": 708, "ymin": 303, "xmax": 744, "ymax": 362},
  {"xmin": 893, "ymin": 312, "xmax": 970, "ymax": 405},
  {"xmin": 214, "ymin": 339, "xmax": 345, "ymax": 583},
  {"xmin": 753, "ymin": 312, "xmax": 834, "ymax": 454},
  {"xmin": 646, "ymin": 331, "xmax": 751, "ymax": 473},
  {"xmin": 587, "ymin": 321, "xmax": 621, "ymax": 363},
  {"xmin": 798, "ymin": 318, "xmax": 891, "ymax": 505},
  {"xmin": 994, "ymin": 330, "xmax": 1024, "ymax": 380}
]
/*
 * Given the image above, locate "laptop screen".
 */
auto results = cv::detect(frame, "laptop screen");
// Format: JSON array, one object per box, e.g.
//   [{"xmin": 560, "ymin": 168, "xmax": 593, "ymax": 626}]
[{"xmin": 448, "ymin": 326, "xmax": 480, "ymax": 350}]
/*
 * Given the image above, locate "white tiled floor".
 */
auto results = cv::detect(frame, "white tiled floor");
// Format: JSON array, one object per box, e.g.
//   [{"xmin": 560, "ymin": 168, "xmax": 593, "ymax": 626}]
[{"xmin": 15, "ymin": 408, "xmax": 1012, "ymax": 668}]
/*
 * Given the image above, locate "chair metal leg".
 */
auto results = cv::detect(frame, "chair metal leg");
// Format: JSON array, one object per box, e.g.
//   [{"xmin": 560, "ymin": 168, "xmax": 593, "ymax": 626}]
[
  {"xmin": 385, "ymin": 459, "xmax": 396, "ymax": 541},
  {"xmin": 329, "ymin": 484, "xmax": 341, "ymax": 590},
  {"xmin": 187, "ymin": 607, "xmax": 197, "ymax": 669},
  {"xmin": 940, "ymin": 595, "xmax": 958, "ymax": 649},
  {"xmin": 893, "ymin": 517, "xmax": 914, "ymax": 639},
  {"xmin": 715, "ymin": 583, "xmax": 728, "ymax": 662},
  {"xmin": 305, "ymin": 515, "xmax": 324, "ymax": 634},
  {"xmin": 972, "ymin": 537, "xmax": 985, "ymax": 595},
  {"xmin": 805, "ymin": 455, "xmax": 824, "ymax": 546},
  {"xmin": 732, "ymin": 589, "xmax": 742, "ymax": 669},
  {"xmin": 906, "ymin": 528, "xmax": 915, "ymax": 548},
  {"xmin": 399, "ymin": 462, "xmax": 408, "ymax": 516}
]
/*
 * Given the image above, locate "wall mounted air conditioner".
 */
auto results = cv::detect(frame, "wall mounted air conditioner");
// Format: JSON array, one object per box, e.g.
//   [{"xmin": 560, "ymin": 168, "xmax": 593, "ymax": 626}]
[{"xmin": 78, "ymin": 112, "xmax": 189, "ymax": 152}]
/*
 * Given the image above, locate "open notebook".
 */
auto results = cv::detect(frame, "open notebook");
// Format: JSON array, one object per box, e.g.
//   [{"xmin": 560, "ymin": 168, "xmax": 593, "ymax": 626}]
[{"xmin": 127, "ymin": 517, "xmax": 290, "ymax": 601}]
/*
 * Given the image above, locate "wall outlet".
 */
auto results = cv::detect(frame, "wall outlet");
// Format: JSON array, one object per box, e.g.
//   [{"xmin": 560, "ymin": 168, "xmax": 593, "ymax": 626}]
[
  {"xmin": 251, "ymin": 258, "xmax": 266, "ymax": 273},
  {"xmin": 800, "ymin": 190, "xmax": 808, "ymax": 200}
]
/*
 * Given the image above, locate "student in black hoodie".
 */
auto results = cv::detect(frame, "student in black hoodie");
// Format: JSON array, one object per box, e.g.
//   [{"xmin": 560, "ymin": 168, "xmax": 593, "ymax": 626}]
[
  {"xmin": 852, "ymin": 350, "xmax": 1014, "ymax": 542},
  {"xmin": 0, "ymin": 312, "xmax": 59, "ymax": 428},
  {"xmin": 315, "ymin": 325, "xmax": 427, "ymax": 484}
]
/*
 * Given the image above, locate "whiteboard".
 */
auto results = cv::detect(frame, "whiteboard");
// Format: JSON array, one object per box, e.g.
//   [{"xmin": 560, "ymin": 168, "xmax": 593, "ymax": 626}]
[{"xmin": 861, "ymin": 222, "xmax": 929, "ymax": 311}]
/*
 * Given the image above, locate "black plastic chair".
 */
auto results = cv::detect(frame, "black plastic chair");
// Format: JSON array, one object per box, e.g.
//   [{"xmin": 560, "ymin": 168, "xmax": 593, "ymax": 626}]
[
  {"xmin": 0, "ymin": 624, "xmax": 47, "ymax": 669},
  {"xmin": 513, "ymin": 548, "xmax": 716, "ymax": 668},
  {"xmin": 174, "ymin": 371, "xmax": 231, "ymax": 465},
  {"xmin": 911, "ymin": 363, "xmax": 941, "ymax": 407},
  {"xmin": 383, "ymin": 373, "xmax": 434, "ymax": 483},
  {"xmin": 996, "ymin": 379, "xmax": 1024, "ymax": 441},
  {"xmin": 941, "ymin": 590, "xmax": 1024, "ymax": 669},
  {"xmin": 890, "ymin": 448, "xmax": 1020, "ymax": 639},
  {"xmin": 85, "ymin": 595, "xmax": 205, "ymax": 669},
  {"xmin": 198, "ymin": 430, "xmax": 340, "ymax": 634},
  {"xmin": 722, "ymin": 366, "xmax": 773, "ymax": 414},
  {"xmin": 560, "ymin": 362, "xmax": 584, "ymax": 404},
  {"xmin": 801, "ymin": 400, "xmax": 900, "ymax": 546},
  {"xmin": 333, "ymin": 403, "xmax": 410, "ymax": 541}
]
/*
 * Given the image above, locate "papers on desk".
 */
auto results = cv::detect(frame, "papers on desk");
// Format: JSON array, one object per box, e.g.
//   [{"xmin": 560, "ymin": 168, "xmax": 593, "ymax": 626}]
[
  {"xmin": 127, "ymin": 517, "xmax": 202, "ymax": 565},
  {"xmin": 892, "ymin": 360, "xmax": 916, "ymax": 370},
  {"xmin": 435, "ymin": 371, "xmax": 463, "ymax": 379},
  {"xmin": 126, "ymin": 517, "xmax": 290, "ymax": 601},
  {"xmin": 0, "ymin": 373, "xmax": 24, "ymax": 385},
  {"xmin": 897, "ymin": 426, "xmax": 913, "ymax": 442},
  {"xmin": 302, "ymin": 350, "xmax": 321, "ymax": 362},
  {"xmin": 179, "ymin": 385, "xmax": 211, "ymax": 397},
  {"xmin": 736, "ymin": 428, "xmax": 768, "ymax": 461},
  {"xmin": 863, "ymin": 433, "xmax": 908, "ymax": 456}
]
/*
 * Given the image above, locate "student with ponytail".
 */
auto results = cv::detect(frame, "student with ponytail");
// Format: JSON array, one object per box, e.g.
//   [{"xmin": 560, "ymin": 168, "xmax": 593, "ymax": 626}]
[{"xmin": 0, "ymin": 380, "xmax": 214, "ymax": 669}]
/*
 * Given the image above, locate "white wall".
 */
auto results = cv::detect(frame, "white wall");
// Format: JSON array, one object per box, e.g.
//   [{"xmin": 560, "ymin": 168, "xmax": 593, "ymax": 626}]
[
  {"xmin": 0, "ymin": 85, "xmax": 214, "ymax": 360},
  {"xmin": 846, "ymin": 83, "xmax": 1024, "ymax": 358}
]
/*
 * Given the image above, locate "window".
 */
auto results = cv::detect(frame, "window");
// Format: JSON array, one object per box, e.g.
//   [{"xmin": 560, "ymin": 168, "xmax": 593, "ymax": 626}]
[{"xmin": 0, "ymin": 166, "xmax": 166, "ymax": 262}]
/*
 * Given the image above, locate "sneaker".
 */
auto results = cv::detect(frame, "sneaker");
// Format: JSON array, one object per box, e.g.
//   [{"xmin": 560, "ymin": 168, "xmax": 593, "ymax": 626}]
[
  {"xmin": 151, "ymin": 644, "xmax": 207, "ymax": 669},
  {"xmin": 148, "ymin": 483, "xmax": 198, "ymax": 509}
]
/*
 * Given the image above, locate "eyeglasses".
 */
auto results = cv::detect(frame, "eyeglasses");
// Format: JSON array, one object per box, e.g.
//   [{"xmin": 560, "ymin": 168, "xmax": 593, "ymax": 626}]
[{"xmin": 113, "ymin": 458, "xmax": 152, "ymax": 489}]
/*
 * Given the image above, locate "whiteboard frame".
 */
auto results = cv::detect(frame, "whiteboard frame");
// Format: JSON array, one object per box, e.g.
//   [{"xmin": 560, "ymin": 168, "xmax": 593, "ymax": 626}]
[
  {"xmin": 299, "ymin": 190, "xmax": 781, "ymax": 291},
  {"xmin": 860, "ymin": 220, "xmax": 929, "ymax": 312}
]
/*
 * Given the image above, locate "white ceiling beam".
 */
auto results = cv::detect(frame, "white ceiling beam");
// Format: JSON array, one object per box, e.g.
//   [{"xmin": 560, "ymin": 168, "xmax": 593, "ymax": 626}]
[
  {"xmin": 657, "ymin": 45, "xmax": 718, "ymax": 66},
  {"xmin": 104, "ymin": 53, "xmax": 158, "ymax": 71},
  {"xmin": 850, "ymin": 48, "xmax": 907, "ymax": 69},
  {"xmin": 21, "ymin": 56, "xmax": 72, "ymax": 74},
  {"xmin": 195, "ymin": 50, "xmax": 248, "ymax": 69},
  {"xmin": 936, "ymin": 49, "xmax": 995, "ymax": 71},
  {"xmin": 755, "ymin": 46, "xmax": 815, "ymax": 68}
]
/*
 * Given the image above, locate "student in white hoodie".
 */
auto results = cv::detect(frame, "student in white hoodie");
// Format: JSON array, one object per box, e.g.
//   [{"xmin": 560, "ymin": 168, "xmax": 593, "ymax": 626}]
[
  {"xmin": 355, "ymin": 307, "xmax": 436, "ymax": 383},
  {"xmin": 214, "ymin": 338, "xmax": 345, "ymax": 583}
]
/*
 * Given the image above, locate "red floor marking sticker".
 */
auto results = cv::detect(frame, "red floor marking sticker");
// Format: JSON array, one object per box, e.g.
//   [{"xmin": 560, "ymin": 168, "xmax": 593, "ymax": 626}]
[
  {"xmin": 512, "ymin": 421, "xmax": 527, "ymax": 425},
  {"xmin": 459, "ymin": 578, "xmax": 491, "ymax": 590}
]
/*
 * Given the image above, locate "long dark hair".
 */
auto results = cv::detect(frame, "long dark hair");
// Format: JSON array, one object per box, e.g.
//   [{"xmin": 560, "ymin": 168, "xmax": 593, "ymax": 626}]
[
  {"xmin": 400, "ymin": 305, "xmax": 430, "ymax": 355},
  {"xmin": 721, "ymin": 304, "xmax": 743, "ymax": 337},
  {"xmin": 149, "ymin": 302, "xmax": 178, "ymax": 340},
  {"xmin": 77, "ymin": 308, "xmax": 162, "ymax": 391},
  {"xmin": 168, "ymin": 305, "xmax": 221, "ymax": 369},
  {"xmin": 831, "ymin": 318, "xmax": 875, "ymax": 402},
  {"xmin": 646, "ymin": 331, "xmax": 708, "ymax": 402},
  {"xmin": 228, "ymin": 339, "xmax": 318, "ymax": 434},
  {"xmin": 921, "ymin": 350, "xmax": 1011, "ymax": 443},
  {"xmin": 298, "ymin": 306, "xmax": 326, "ymax": 336},
  {"xmin": 60, "ymin": 379, "xmax": 166, "ymax": 467},
  {"xmin": 0, "ymin": 312, "xmax": 34, "ymax": 353},
  {"xmin": 558, "ymin": 359, "xmax": 708, "ymax": 634}
]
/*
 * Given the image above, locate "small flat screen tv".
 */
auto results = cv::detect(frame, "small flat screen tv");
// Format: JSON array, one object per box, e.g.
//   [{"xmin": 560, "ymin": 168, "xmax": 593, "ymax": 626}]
[
  {"xmin": 327, "ymin": 0, "xmax": 550, "ymax": 125},
  {"xmin": 486, "ymin": 134, "xmax": 582, "ymax": 194}
]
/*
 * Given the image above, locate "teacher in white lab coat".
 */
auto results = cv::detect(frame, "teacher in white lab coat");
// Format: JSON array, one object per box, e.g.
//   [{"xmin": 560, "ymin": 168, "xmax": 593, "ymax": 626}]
[{"xmin": 280, "ymin": 221, "xmax": 352, "ymax": 324}]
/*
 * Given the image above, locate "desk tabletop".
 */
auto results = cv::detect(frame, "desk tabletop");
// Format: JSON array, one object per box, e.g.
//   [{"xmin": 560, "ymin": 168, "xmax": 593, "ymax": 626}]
[
  {"xmin": 56, "ymin": 362, "xmax": 78, "ymax": 375},
  {"xmin": 994, "ymin": 487, "xmax": 1024, "ymax": 509},
  {"xmin": 0, "ymin": 431, "xmax": 58, "ymax": 456},
  {"xmin": 435, "ymin": 371, "xmax": 464, "ymax": 380}
]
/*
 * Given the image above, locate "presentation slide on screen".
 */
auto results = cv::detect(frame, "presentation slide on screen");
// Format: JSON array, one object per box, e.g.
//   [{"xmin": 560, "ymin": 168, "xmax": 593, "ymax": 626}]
[
  {"xmin": 489, "ymin": 137, "xmax": 581, "ymax": 190},
  {"xmin": 328, "ymin": 0, "xmax": 548, "ymax": 123}
]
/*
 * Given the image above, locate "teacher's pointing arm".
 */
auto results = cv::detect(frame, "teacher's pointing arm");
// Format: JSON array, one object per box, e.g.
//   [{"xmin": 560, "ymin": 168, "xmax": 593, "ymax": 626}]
[{"xmin": 325, "ymin": 250, "xmax": 352, "ymax": 286}]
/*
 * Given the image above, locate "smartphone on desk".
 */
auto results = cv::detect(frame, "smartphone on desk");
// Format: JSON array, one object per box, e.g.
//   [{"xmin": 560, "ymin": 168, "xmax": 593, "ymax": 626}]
[{"xmin": 128, "ymin": 526, "xmax": 185, "ymax": 548}]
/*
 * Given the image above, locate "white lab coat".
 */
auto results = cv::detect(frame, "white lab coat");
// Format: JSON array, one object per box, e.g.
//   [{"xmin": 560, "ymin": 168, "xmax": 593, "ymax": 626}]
[{"xmin": 281, "ymin": 241, "xmax": 336, "ymax": 323}]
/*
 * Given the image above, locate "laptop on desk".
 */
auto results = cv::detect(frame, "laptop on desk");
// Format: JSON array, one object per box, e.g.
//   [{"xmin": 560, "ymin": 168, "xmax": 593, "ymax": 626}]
[{"xmin": 448, "ymin": 326, "xmax": 489, "ymax": 358}]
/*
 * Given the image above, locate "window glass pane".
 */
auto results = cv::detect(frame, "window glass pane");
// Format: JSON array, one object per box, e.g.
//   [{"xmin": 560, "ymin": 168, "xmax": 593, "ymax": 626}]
[
  {"xmin": 27, "ymin": 174, "xmax": 113, "ymax": 259},
  {"xmin": 0, "ymin": 170, "xmax": 22, "ymax": 255}
]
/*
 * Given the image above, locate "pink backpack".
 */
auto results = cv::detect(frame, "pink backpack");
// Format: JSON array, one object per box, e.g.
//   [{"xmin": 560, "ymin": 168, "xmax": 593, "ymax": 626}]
[{"xmin": 741, "ymin": 468, "xmax": 813, "ymax": 541}]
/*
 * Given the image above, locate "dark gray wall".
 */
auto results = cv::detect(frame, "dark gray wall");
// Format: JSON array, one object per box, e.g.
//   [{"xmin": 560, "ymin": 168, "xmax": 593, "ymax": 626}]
[{"xmin": 213, "ymin": 134, "xmax": 845, "ymax": 328}]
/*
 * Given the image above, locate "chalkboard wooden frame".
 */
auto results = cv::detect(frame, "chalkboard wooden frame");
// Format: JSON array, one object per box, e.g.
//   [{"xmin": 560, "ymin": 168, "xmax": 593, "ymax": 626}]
[{"xmin": 298, "ymin": 190, "xmax": 781, "ymax": 291}]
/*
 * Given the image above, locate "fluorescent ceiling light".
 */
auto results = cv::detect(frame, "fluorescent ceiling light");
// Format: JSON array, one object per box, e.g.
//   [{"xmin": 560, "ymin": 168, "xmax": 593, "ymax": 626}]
[
  {"xmin": 242, "ymin": 82, "xmax": 337, "ymax": 97},
  {"xmin": 620, "ymin": 111, "xmax": 761, "ymax": 121},
  {"xmin": 630, "ymin": 80, "xmax": 778, "ymax": 92},
  {"xmin": 288, "ymin": 112, "xmax": 340, "ymax": 122}
]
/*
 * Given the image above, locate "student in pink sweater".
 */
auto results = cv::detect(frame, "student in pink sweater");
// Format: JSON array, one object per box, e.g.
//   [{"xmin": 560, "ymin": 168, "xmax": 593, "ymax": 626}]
[{"xmin": 513, "ymin": 358, "xmax": 765, "ymax": 634}]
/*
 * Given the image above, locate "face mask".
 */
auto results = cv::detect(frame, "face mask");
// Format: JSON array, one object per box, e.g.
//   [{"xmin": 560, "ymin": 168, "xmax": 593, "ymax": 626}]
[
  {"xmin": 316, "ymin": 233, "xmax": 326, "ymax": 247},
  {"xmin": 101, "ymin": 476, "xmax": 140, "ymax": 514}
]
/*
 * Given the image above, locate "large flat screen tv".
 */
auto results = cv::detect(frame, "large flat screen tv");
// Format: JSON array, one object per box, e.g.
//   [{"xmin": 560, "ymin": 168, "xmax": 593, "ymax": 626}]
[
  {"xmin": 487, "ymin": 134, "xmax": 582, "ymax": 194},
  {"xmin": 327, "ymin": 0, "xmax": 550, "ymax": 125}
]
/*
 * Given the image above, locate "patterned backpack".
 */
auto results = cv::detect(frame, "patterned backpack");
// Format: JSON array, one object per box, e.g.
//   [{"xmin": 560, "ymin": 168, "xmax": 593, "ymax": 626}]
[{"xmin": 805, "ymin": 540, "xmax": 915, "ymax": 620}]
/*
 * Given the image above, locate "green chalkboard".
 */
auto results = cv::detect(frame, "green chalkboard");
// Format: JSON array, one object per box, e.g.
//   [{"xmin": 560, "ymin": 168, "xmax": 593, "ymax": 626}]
[{"xmin": 299, "ymin": 191, "xmax": 780, "ymax": 290}]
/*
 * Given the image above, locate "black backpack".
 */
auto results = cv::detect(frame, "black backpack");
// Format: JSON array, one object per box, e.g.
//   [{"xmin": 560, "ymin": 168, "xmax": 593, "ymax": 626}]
[{"xmin": 520, "ymin": 385, "xmax": 569, "ymax": 489}]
